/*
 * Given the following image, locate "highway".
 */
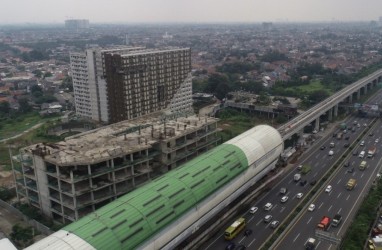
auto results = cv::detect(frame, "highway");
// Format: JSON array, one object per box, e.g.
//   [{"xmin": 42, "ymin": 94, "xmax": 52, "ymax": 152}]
[
  {"xmin": 274, "ymin": 119, "xmax": 382, "ymax": 250},
  {"xmin": 202, "ymin": 90, "xmax": 382, "ymax": 250}
]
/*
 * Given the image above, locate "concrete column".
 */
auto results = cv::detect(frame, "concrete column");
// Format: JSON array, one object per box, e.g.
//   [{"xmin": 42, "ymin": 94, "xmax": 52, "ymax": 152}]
[
  {"xmin": 348, "ymin": 94, "xmax": 353, "ymax": 104},
  {"xmin": 357, "ymin": 89, "xmax": 361, "ymax": 100},
  {"xmin": 328, "ymin": 108, "xmax": 333, "ymax": 121},
  {"xmin": 364, "ymin": 86, "xmax": 368, "ymax": 94},
  {"xmin": 334, "ymin": 105, "xmax": 338, "ymax": 117},
  {"xmin": 315, "ymin": 118, "xmax": 320, "ymax": 131}
]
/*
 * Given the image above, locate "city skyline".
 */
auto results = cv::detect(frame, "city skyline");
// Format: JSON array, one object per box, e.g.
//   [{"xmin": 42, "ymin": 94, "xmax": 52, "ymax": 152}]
[{"xmin": 1, "ymin": 0, "xmax": 382, "ymax": 24}]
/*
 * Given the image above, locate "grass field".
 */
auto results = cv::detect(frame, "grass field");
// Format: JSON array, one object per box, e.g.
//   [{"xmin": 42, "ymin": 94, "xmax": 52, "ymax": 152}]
[
  {"xmin": 0, "ymin": 113, "xmax": 47, "ymax": 140},
  {"xmin": 284, "ymin": 80, "xmax": 333, "ymax": 95}
]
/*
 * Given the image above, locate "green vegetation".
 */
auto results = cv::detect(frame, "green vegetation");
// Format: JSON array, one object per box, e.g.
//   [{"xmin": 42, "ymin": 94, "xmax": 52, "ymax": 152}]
[
  {"xmin": 216, "ymin": 109, "xmax": 273, "ymax": 142},
  {"xmin": 341, "ymin": 178, "xmax": 382, "ymax": 249},
  {"xmin": 216, "ymin": 61, "xmax": 259, "ymax": 74},
  {"xmin": 0, "ymin": 112, "xmax": 44, "ymax": 139},
  {"xmin": 10, "ymin": 224, "xmax": 34, "ymax": 248},
  {"xmin": 301, "ymin": 165, "xmax": 311, "ymax": 175}
]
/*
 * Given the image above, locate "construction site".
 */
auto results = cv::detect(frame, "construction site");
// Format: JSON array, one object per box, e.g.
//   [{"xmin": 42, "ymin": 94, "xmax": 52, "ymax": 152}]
[{"xmin": 11, "ymin": 112, "xmax": 220, "ymax": 224}]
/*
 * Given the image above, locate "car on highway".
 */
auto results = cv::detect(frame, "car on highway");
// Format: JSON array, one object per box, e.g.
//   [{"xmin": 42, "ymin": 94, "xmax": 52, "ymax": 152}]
[
  {"xmin": 280, "ymin": 196, "xmax": 289, "ymax": 203},
  {"xmin": 236, "ymin": 245, "xmax": 246, "ymax": 250},
  {"xmin": 225, "ymin": 242, "xmax": 236, "ymax": 250},
  {"xmin": 264, "ymin": 215, "xmax": 272, "ymax": 223},
  {"xmin": 297, "ymin": 164, "xmax": 303, "ymax": 171},
  {"xmin": 312, "ymin": 129, "xmax": 317, "ymax": 134},
  {"xmin": 328, "ymin": 150, "xmax": 334, "ymax": 156},
  {"xmin": 360, "ymin": 140, "xmax": 365, "ymax": 146},
  {"xmin": 310, "ymin": 179, "xmax": 317, "ymax": 185},
  {"xmin": 347, "ymin": 167, "xmax": 355, "ymax": 173},
  {"xmin": 364, "ymin": 123, "xmax": 368, "ymax": 127},
  {"xmin": 300, "ymin": 180, "xmax": 307, "ymax": 186},
  {"xmin": 280, "ymin": 187, "xmax": 287, "ymax": 194},
  {"xmin": 325, "ymin": 185, "xmax": 332, "ymax": 193},
  {"xmin": 376, "ymin": 138, "xmax": 379, "ymax": 143},
  {"xmin": 370, "ymin": 132, "xmax": 374, "ymax": 136},
  {"xmin": 308, "ymin": 204, "xmax": 316, "ymax": 211},
  {"xmin": 359, "ymin": 151, "xmax": 366, "ymax": 158},
  {"xmin": 244, "ymin": 229, "xmax": 252, "ymax": 236},
  {"xmin": 264, "ymin": 203, "xmax": 273, "ymax": 211},
  {"xmin": 249, "ymin": 207, "xmax": 258, "ymax": 214},
  {"xmin": 357, "ymin": 123, "xmax": 361, "ymax": 128},
  {"xmin": 270, "ymin": 220, "xmax": 280, "ymax": 229},
  {"xmin": 353, "ymin": 150, "xmax": 358, "ymax": 156},
  {"xmin": 343, "ymin": 161, "xmax": 350, "ymax": 167},
  {"xmin": 345, "ymin": 136, "xmax": 350, "ymax": 140},
  {"xmin": 296, "ymin": 193, "xmax": 303, "ymax": 199},
  {"xmin": 353, "ymin": 120, "xmax": 358, "ymax": 125},
  {"xmin": 320, "ymin": 145, "xmax": 326, "ymax": 150},
  {"xmin": 344, "ymin": 143, "xmax": 350, "ymax": 148}
]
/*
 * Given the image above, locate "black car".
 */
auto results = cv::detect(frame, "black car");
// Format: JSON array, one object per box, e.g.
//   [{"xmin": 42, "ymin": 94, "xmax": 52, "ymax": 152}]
[
  {"xmin": 320, "ymin": 146, "xmax": 326, "ymax": 150},
  {"xmin": 236, "ymin": 245, "xmax": 246, "ymax": 250},
  {"xmin": 370, "ymin": 132, "xmax": 374, "ymax": 136},
  {"xmin": 244, "ymin": 229, "xmax": 252, "ymax": 236},
  {"xmin": 353, "ymin": 150, "xmax": 358, "ymax": 156},
  {"xmin": 343, "ymin": 162, "xmax": 350, "ymax": 167},
  {"xmin": 347, "ymin": 167, "xmax": 355, "ymax": 173},
  {"xmin": 300, "ymin": 180, "xmax": 307, "ymax": 186},
  {"xmin": 345, "ymin": 136, "xmax": 350, "ymax": 140},
  {"xmin": 333, "ymin": 133, "xmax": 337, "ymax": 138},
  {"xmin": 310, "ymin": 180, "xmax": 317, "ymax": 185},
  {"xmin": 344, "ymin": 143, "xmax": 350, "ymax": 148},
  {"xmin": 226, "ymin": 242, "xmax": 236, "ymax": 250}
]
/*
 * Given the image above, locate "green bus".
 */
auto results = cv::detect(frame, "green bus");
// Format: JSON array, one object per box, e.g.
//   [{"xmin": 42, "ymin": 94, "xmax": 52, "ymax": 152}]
[{"xmin": 224, "ymin": 217, "xmax": 246, "ymax": 240}]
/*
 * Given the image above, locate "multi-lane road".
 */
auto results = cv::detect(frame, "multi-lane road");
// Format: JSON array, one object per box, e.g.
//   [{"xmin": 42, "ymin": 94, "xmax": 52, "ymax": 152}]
[{"xmin": 203, "ymin": 91, "xmax": 382, "ymax": 250}]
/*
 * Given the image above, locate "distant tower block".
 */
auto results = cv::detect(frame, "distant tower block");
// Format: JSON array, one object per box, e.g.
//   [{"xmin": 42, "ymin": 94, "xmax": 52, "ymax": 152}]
[
  {"xmin": 65, "ymin": 19, "xmax": 90, "ymax": 29},
  {"xmin": 262, "ymin": 22, "xmax": 273, "ymax": 30}
]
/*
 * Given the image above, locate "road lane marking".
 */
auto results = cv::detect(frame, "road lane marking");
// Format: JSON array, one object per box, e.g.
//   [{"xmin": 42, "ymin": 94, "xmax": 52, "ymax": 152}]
[
  {"xmin": 351, "ymin": 161, "xmax": 355, "ymax": 165},
  {"xmin": 337, "ymin": 179, "xmax": 342, "ymax": 184},
  {"xmin": 328, "ymin": 205, "xmax": 332, "ymax": 212},
  {"xmin": 293, "ymin": 233, "xmax": 300, "ymax": 242},
  {"xmin": 288, "ymin": 179, "xmax": 293, "ymax": 184},
  {"xmin": 314, "ymin": 172, "xmax": 318, "ymax": 177},
  {"xmin": 239, "ymin": 236, "xmax": 245, "ymax": 243},
  {"xmin": 205, "ymin": 233, "xmax": 220, "ymax": 249},
  {"xmin": 314, "ymin": 162, "xmax": 319, "ymax": 167},
  {"xmin": 248, "ymin": 216, "xmax": 255, "ymax": 223},
  {"xmin": 338, "ymin": 208, "xmax": 342, "ymax": 214},
  {"xmin": 337, "ymin": 192, "xmax": 342, "ymax": 198},
  {"xmin": 248, "ymin": 238, "xmax": 256, "ymax": 247},
  {"xmin": 256, "ymin": 219, "xmax": 262, "ymax": 226},
  {"xmin": 280, "ymin": 207, "xmax": 285, "ymax": 213},
  {"xmin": 307, "ymin": 217, "xmax": 312, "ymax": 224},
  {"xmin": 346, "ymin": 194, "xmax": 350, "ymax": 200},
  {"xmin": 361, "ymin": 173, "xmax": 364, "ymax": 178},
  {"xmin": 319, "ymin": 202, "xmax": 324, "ymax": 209},
  {"xmin": 273, "ymin": 204, "xmax": 278, "ymax": 210}
]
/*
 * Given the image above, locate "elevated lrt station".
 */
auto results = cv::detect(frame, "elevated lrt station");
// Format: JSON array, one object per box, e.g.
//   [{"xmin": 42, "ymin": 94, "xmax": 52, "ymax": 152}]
[{"xmin": 26, "ymin": 125, "xmax": 283, "ymax": 250}]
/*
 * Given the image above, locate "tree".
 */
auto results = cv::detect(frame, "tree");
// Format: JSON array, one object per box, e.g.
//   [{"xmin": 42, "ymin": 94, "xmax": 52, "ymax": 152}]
[
  {"xmin": 43, "ymin": 72, "xmax": 52, "ymax": 78},
  {"xmin": 60, "ymin": 76, "xmax": 73, "ymax": 91},
  {"xmin": 308, "ymin": 90, "xmax": 330, "ymax": 104},
  {"xmin": 10, "ymin": 224, "xmax": 34, "ymax": 248},
  {"xmin": 30, "ymin": 85, "xmax": 42, "ymax": 93},
  {"xmin": 18, "ymin": 98, "xmax": 32, "ymax": 113},
  {"xmin": 0, "ymin": 101, "xmax": 10, "ymax": 114},
  {"xmin": 32, "ymin": 70, "xmax": 43, "ymax": 78}
]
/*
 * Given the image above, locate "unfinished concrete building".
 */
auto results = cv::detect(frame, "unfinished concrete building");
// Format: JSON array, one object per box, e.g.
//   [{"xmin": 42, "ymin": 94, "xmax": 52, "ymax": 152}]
[{"xmin": 12, "ymin": 113, "xmax": 220, "ymax": 223}]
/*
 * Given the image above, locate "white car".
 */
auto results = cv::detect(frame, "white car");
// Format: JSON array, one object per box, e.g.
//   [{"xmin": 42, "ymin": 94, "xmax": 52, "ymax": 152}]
[
  {"xmin": 308, "ymin": 204, "xmax": 315, "ymax": 211},
  {"xmin": 325, "ymin": 185, "xmax": 332, "ymax": 193},
  {"xmin": 312, "ymin": 129, "xmax": 317, "ymax": 134},
  {"xmin": 364, "ymin": 123, "xmax": 368, "ymax": 127},
  {"xmin": 328, "ymin": 150, "xmax": 334, "ymax": 156},
  {"xmin": 360, "ymin": 141, "xmax": 365, "ymax": 146},
  {"xmin": 270, "ymin": 220, "xmax": 280, "ymax": 228},
  {"xmin": 296, "ymin": 193, "xmax": 303, "ymax": 199},
  {"xmin": 264, "ymin": 215, "xmax": 273, "ymax": 223},
  {"xmin": 376, "ymin": 139, "xmax": 379, "ymax": 143},
  {"xmin": 264, "ymin": 202, "xmax": 273, "ymax": 211},
  {"xmin": 249, "ymin": 207, "xmax": 258, "ymax": 214},
  {"xmin": 281, "ymin": 196, "xmax": 289, "ymax": 203}
]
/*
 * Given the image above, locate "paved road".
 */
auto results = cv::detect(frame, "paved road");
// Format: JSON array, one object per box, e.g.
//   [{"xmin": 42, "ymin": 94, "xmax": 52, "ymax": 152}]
[{"xmin": 275, "ymin": 119, "xmax": 382, "ymax": 250}]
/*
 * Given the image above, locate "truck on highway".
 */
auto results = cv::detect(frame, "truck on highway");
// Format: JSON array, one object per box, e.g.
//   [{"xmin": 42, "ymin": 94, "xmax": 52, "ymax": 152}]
[
  {"xmin": 339, "ymin": 123, "xmax": 347, "ymax": 130},
  {"xmin": 346, "ymin": 178, "xmax": 356, "ymax": 190},
  {"xmin": 368, "ymin": 146, "xmax": 377, "ymax": 158},
  {"xmin": 359, "ymin": 161, "xmax": 367, "ymax": 171},
  {"xmin": 332, "ymin": 214, "xmax": 342, "ymax": 227},
  {"xmin": 294, "ymin": 173, "xmax": 301, "ymax": 182},
  {"xmin": 301, "ymin": 165, "xmax": 311, "ymax": 175},
  {"xmin": 305, "ymin": 237, "xmax": 316, "ymax": 250},
  {"xmin": 317, "ymin": 216, "xmax": 331, "ymax": 230}
]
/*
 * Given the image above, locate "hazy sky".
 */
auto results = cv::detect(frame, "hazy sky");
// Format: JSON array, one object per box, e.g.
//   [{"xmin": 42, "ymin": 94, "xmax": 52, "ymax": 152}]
[{"xmin": 1, "ymin": 0, "xmax": 381, "ymax": 24}]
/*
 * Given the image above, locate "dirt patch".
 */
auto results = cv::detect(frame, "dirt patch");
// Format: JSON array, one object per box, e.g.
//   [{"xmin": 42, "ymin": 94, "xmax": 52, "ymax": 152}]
[{"xmin": 0, "ymin": 166, "xmax": 15, "ymax": 188}]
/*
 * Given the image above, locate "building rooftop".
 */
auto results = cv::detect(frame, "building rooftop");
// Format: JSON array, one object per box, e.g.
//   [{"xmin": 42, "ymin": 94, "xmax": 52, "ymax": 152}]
[{"xmin": 23, "ymin": 112, "xmax": 219, "ymax": 166}]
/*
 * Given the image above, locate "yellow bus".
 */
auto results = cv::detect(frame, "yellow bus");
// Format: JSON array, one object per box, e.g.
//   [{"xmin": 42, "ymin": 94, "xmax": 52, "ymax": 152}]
[{"xmin": 224, "ymin": 217, "xmax": 246, "ymax": 240}]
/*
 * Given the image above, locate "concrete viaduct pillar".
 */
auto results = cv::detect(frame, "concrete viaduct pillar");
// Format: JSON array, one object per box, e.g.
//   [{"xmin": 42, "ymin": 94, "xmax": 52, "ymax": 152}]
[
  {"xmin": 315, "ymin": 118, "xmax": 320, "ymax": 131},
  {"xmin": 348, "ymin": 94, "xmax": 353, "ymax": 104},
  {"xmin": 357, "ymin": 89, "xmax": 361, "ymax": 100},
  {"xmin": 334, "ymin": 104, "xmax": 338, "ymax": 117},
  {"xmin": 364, "ymin": 85, "xmax": 368, "ymax": 95},
  {"xmin": 328, "ymin": 108, "xmax": 333, "ymax": 121}
]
